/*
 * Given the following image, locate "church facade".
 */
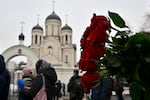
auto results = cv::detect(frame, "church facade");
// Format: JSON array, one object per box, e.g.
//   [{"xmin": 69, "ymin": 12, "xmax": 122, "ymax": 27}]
[
  {"xmin": 30, "ymin": 11, "xmax": 76, "ymax": 69},
  {"xmin": 2, "ymin": 10, "xmax": 77, "ymax": 85},
  {"xmin": 29, "ymin": 11, "xmax": 77, "ymax": 83}
]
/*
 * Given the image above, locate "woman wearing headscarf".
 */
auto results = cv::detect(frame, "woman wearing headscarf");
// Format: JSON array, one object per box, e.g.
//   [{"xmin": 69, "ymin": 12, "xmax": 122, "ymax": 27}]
[
  {"xmin": 20, "ymin": 59, "xmax": 57, "ymax": 100},
  {"xmin": 0, "ymin": 55, "xmax": 11, "ymax": 100},
  {"xmin": 18, "ymin": 67, "xmax": 35, "ymax": 100}
]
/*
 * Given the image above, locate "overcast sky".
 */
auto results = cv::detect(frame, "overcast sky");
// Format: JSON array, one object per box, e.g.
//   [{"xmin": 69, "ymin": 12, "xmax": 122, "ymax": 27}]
[{"xmin": 0, "ymin": 0, "xmax": 149, "ymax": 61}]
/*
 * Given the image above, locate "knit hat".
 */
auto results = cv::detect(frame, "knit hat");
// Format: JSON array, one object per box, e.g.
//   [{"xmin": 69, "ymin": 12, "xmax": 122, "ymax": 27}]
[{"xmin": 22, "ymin": 67, "xmax": 32, "ymax": 74}]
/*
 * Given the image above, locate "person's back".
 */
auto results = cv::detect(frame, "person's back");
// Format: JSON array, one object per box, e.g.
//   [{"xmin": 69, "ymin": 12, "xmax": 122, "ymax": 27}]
[
  {"xmin": 0, "ymin": 55, "xmax": 11, "ymax": 100},
  {"xmin": 39, "ymin": 62, "xmax": 57, "ymax": 100},
  {"xmin": 19, "ymin": 59, "xmax": 57, "ymax": 100},
  {"xmin": 18, "ymin": 67, "xmax": 35, "ymax": 100},
  {"xmin": 68, "ymin": 69, "xmax": 84, "ymax": 100}
]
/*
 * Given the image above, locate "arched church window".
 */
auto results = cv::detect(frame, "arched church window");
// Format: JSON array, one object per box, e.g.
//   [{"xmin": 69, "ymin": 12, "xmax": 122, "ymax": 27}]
[
  {"xmin": 40, "ymin": 36, "xmax": 42, "ymax": 44},
  {"xmin": 52, "ymin": 25, "xmax": 54, "ymax": 35},
  {"xmin": 65, "ymin": 35, "xmax": 68, "ymax": 44},
  {"xmin": 65, "ymin": 55, "xmax": 68, "ymax": 63},
  {"xmin": 35, "ymin": 35, "xmax": 37, "ymax": 44},
  {"xmin": 48, "ymin": 46, "xmax": 53, "ymax": 55}
]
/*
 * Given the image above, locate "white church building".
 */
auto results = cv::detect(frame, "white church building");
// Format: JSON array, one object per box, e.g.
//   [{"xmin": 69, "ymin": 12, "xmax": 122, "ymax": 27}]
[{"xmin": 2, "ymin": 9, "xmax": 77, "ymax": 84}]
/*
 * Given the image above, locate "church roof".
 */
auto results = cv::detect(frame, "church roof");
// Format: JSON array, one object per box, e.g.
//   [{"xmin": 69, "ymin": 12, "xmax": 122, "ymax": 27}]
[
  {"xmin": 61, "ymin": 24, "xmax": 72, "ymax": 31},
  {"xmin": 46, "ymin": 11, "xmax": 61, "ymax": 21},
  {"xmin": 32, "ymin": 24, "xmax": 43, "ymax": 31},
  {"xmin": 19, "ymin": 33, "xmax": 25, "ymax": 40}
]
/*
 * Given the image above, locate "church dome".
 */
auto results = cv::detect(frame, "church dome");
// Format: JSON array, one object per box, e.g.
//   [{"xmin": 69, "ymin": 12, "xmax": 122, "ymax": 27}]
[
  {"xmin": 61, "ymin": 24, "xmax": 72, "ymax": 31},
  {"xmin": 32, "ymin": 24, "xmax": 43, "ymax": 31},
  {"xmin": 46, "ymin": 11, "xmax": 61, "ymax": 21},
  {"xmin": 19, "ymin": 33, "xmax": 25, "ymax": 40}
]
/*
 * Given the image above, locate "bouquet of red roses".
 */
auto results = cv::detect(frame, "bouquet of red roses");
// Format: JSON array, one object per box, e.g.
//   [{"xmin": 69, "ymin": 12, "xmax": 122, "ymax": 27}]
[{"xmin": 78, "ymin": 13, "xmax": 110, "ymax": 92}]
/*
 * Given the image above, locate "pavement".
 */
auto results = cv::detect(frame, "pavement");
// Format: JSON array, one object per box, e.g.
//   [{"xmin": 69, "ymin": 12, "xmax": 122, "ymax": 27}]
[{"xmin": 9, "ymin": 95, "xmax": 131, "ymax": 100}]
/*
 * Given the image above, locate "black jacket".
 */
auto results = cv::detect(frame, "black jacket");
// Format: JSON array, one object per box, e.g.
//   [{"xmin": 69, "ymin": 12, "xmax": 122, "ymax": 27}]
[
  {"xmin": 0, "ymin": 55, "xmax": 11, "ymax": 100},
  {"xmin": 68, "ymin": 75, "xmax": 84, "ymax": 100},
  {"xmin": 20, "ymin": 66, "xmax": 57, "ymax": 100}
]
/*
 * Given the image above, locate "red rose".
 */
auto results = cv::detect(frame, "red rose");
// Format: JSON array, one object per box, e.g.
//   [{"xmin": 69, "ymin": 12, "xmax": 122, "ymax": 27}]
[
  {"xmin": 78, "ymin": 58, "xmax": 99, "ymax": 71},
  {"xmin": 87, "ymin": 27, "xmax": 108, "ymax": 45},
  {"xmin": 80, "ymin": 37, "xmax": 87, "ymax": 50},
  {"xmin": 86, "ymin": 46, "xmax": 105, "ymax": 59},
  {"xmin": 80, "ymin": 46, "xmax": 105, "ymax": 60},
  {"xmin": 78, "ymin": 58, "xmax": 86, "ymax": 70},
  {"xmin": 80, "ymin": 50, "xmax": 87, "ymax": 59},
  {"xmin": 90, "ymin": 13, "xmax": 109, "ymax": 31},
  {"xmin": 82, "ymin": 27, "xmax": 92, "ymax": 38},
  {"xmin": 79, "ymin": 13, "xmax": 109, "ymax": 93},
  {"xmin": 81, "ymin": 72, "xmax": 100, "ymax": 92}
]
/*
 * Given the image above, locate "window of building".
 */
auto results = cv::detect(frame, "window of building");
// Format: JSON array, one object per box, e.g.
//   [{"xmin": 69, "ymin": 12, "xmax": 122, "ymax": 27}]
[
  {"xmin": 40, "ymin": 36, "xmax": 42, "ymax": 44},
  {"xmin": 48, "ymin": 46, "xmax": 53, "ymax": 55},
  {"xmin": 65, "ymin": 35, "xmax": 68, "ymax": 44},
  {"xmin": 52, "ymin": 25, "xmax": 54, "ymax": 35},
  {"xmin": 65, "ymin": 55, "xmax": 68, "ymax": 63},
  {"xmin": 35, "ymin": 35, "xmax": 37, "ymax": 44}
]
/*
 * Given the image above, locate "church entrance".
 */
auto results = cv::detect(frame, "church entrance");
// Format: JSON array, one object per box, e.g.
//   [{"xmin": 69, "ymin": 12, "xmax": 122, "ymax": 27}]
[{"xmin": 2, "ymin": 45, "xmax": 38, "ymax": 96}]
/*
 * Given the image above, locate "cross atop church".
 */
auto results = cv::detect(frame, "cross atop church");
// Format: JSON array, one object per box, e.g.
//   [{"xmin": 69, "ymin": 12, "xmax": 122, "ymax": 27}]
[
  {"xmin": 52, "ymin": 0, "xmax": 55, "ymax": 12},
  {"xmin": 65, "ymin": 14, "xmax": 68, "ymax": 24},
  {"xmin": 20, "ymin": 21, "xmax": 25, "ymax": 33},
  {"xmin": 37, "ymin": 14, "xmax": 40, "ymax": 24}
]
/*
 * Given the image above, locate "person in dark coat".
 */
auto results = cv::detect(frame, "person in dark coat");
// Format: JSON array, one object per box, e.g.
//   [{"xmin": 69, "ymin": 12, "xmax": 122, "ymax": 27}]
[
  {"xmin": 20, "ymin": 59, "xmax": 57, "ymax": 100},
  {"xmin": 0, "ymin": 55, "xmax": 11, "ymax": 100},
  {"xmin": 62, "ymin": 83, "xmax": 66, "ymax": 96},
  {"xmin": 68, "ymin": 69, "xmax": 84, "ymax": 100},
  {"xmin": 54, "ymin": 80, "xmax": 62, "ymax": 100}
]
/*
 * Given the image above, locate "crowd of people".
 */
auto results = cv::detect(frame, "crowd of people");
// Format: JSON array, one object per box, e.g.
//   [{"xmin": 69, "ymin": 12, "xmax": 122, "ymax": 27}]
[{"xmin": 0, "ymin": 54, "xmax": 126, "ymax": 100}]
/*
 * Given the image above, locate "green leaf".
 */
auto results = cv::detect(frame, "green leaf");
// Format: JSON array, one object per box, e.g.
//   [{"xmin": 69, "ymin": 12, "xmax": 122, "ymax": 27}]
[
  {"xmin": 112, "ymin": 36, "xmax": 127, "ymax": 48},
  {"xmin": 108, "ymin": 11, "xmax": 128, "ymax": 28},
  {"xmin": 107, "ymin": 55, "xmax": 121, "ymax": 67},
  {"xmin": 115, "ymin": 31, "xmax": 128, "ymax": 37},
  {"xmin": 129, "ymin": 82, "xmax": 143, "ymax": 100},
  {"xmin": 99, "ymin": 69, "xmax": 109, "ymax": 78},
  {"xmin": 145, "ymin": 57, "xmax": 150, "ymax": 63}
]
